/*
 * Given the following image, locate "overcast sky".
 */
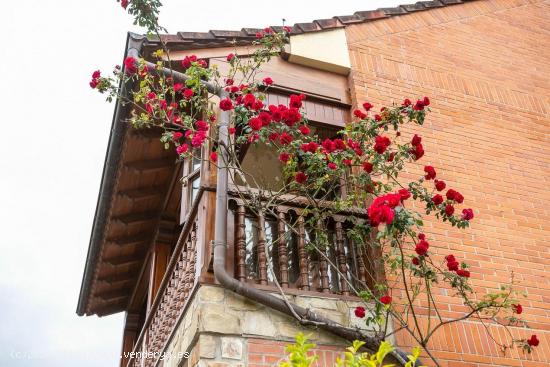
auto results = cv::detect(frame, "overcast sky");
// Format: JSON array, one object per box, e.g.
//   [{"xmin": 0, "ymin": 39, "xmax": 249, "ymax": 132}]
[{"xmin": 0, "ymin": 1, "xmax": 404, "ymax": 366}]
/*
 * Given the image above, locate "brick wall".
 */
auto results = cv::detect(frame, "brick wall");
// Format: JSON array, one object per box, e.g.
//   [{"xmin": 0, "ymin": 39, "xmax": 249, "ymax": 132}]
[
  {"xmin": 345, "ymin": 0, "xmax": 550, "ymax": 366},
  {"xmin": 247, "ymin": 339, "xmax": 343, "ymax": 367}
]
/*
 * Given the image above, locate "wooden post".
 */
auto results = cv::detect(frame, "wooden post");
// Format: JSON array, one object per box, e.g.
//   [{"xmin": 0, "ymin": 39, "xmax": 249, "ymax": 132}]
[
  {"xmin": 257, "ymin": 213, "xmax": 268, "ymax": 285},
  {"xmin": 297, "ymin": 216, "xmax": 310, "ymax": 291},
  {"xmin": 335, "ymin": 221, "xmax": 350, "ymax": 295},
  {"xmin": 235, "ymin": 205, "xmax": 247, "ymax": 282},
  {"xmin": 147, "ymin": 242, "xmax": 171, "ymax": 312},
  {"xmin": 277, "ymin": 211, "xmax": 289, "ymax": 288}
]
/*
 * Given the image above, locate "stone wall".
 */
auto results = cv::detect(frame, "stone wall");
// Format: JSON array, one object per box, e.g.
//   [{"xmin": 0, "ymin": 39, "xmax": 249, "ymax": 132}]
[{"xmin": 161, "ymin": 284, "xmax": 375, "ymax": 367}]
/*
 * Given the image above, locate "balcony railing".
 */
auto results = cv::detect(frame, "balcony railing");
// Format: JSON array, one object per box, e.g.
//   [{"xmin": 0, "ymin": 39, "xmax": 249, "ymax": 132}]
[
  {"xmin": 127, "ymin": 192, "xmax": 201, "ymax": 367},
  {"xmin": 229, "ymin": 196, "xmax": 375, "ymax": 297}
]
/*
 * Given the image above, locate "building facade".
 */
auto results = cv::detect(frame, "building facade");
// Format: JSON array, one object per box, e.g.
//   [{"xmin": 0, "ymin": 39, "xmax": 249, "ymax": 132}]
[{"xmin": 77, "ymin": 0, "xmax": 550, "ymax": 366}]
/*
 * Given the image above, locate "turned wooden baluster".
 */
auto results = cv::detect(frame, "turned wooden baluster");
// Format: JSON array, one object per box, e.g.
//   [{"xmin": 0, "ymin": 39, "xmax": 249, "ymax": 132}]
[
  {"xmin": 297, "ymin": 215, "xmax": 310, "ymax": 291},
  {"xmin": 335, "ymin": 221, "xmax": 350, "ymax": 295},
  {"xmin": 235, "ymin": 205, "xmax": 247, "ymax": 282},
  {"xmin": 277, "ymin": 211, "xmax": 289, "ymax": 288},
  {"xmin": 317, "ymin": 219, "xmax": 330, "ymax": 293},
  {"xmin": 256, "ymin": 213, "xmax": 268, "ymax": 285},
  {"xmin": 355, "ymin": 241, "xmax": 367, "ymax": 286}
]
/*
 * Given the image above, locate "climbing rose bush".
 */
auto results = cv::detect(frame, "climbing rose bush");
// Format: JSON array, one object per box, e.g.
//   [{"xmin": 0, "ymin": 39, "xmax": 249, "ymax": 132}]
[{"xmin": 90, "ymin": 0, "xmax": 540, "ymax": 364}]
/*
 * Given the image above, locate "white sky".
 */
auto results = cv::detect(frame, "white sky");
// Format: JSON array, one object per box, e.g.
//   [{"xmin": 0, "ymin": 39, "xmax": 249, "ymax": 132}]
[{"xmin": 0, "ymin": 1, "xmax": 403, "ymax": 366}]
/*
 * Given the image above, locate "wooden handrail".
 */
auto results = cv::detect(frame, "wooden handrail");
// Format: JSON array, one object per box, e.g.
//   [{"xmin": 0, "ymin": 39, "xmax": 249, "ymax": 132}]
[{"xmin": 126, "ymin": 187, "xmax": 204, "ymax": 367}]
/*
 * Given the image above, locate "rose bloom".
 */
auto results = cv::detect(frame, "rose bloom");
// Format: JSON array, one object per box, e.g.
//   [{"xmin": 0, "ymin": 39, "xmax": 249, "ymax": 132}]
[
  {"xmin": 424, "ymin": 165, "xmax": 436, "ymax": 180},
  {"xmin": 374, "ymin": 136, "xmax": 391, "ymax": 154},
  {"xmin": 380, "ymin": 295, "xmax": 392, "ymax": 305},
  {"xmin": 354, "ymin": 306, "xmax": 366, "ymax": 318},
  {"xmin": 248, "ymin": 117, "xmax": 262, "ymax": 131},
  {"xmin": 462, "ymin": 208, "xmax": 474, "ymax": 220},
  {"xmin": 363, "ymin": 162, "xmax": 373, "ymax": 173},
  {"xmin": 445, "ymin": 204, "xmax": 455, "ymax": 216},
  {"xmin": 456, "ymin": 269, "xmax": 470, "ymax": 278},
  {"xmin": 298, "ymin": 125, "xmax": 310, "ymax": 135},
  {"xmin": 279, "ymin": 152, "xmax": 290, "ymax": 163},
  {"xmin": 219, "ymin": 98, "xmax": 233, "ymax": 111},
  {"xmin": 527, "ymin": 335, "xmax": 539, "ymax": 347},
  {"xmin": 327, "ymin": 162, "xmax": 337, "ymax": 170},
  {"xmin": 513, "ymin": 304, "xmax": 523, "ymax": 314},
  {"xmin": 279, "ymin": 132, "xmax": 293, "ymax": 145},
  {"xmin": 210, "ymin": 151, "xmax": 218, "ymax": 163},
  {"xmin": 226, "ymin": 53, "xmax": 235, "ymax": 62},
  {"xmin": 434, "ymin": 179, "xmax": 446, "ymax": 191},
  {"xmin": 295, "ymin": 172, "xmax": 307, "ymax": 184},
  {"xmin": 411, "ymin": 134, "xmax": 422, "ymax": 146},
  {"xmin": 183, "ymin": 89, "xmax": 194, "ymax": 100},
  {"xmin": 398, "ymin": 188, "xmax": 411, "ymax": 201},
  {"xmin": 362, "ymin": 102, "xmax": 373, "ymax": 111},
  {"xmin": 263, "ymin": 77, "xmax": 273, "ymax": 85},
  {"xmin": 412, "ymin": 257, "xmax": 420, "ymax": 266},
  {"xmin": 172, "ymin": 132, "xmax": 183, "ymax": 141},
  {"xmin": 176, "ymin": 144, "xmax": 189, "ymax": 155}
]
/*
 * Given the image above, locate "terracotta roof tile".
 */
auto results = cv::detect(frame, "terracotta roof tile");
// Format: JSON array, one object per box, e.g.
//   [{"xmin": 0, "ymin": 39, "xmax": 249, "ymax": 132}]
[{"xmin": 152, "ymin": 0, "xmax": 475, "ymax": 50}]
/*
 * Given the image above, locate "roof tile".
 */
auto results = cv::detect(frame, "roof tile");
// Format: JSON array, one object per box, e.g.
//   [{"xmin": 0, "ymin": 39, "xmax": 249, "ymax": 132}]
[
  {"xmin": 334, "ymin": 14, "xmax": 365, "ymax": 24},
  {"xmin": 314, "ymin": 18, "xmax": 342, "ymax": 30},
  {"xmin": 354, "ymin": 10, "xmax": 389, "ymax": 20}
]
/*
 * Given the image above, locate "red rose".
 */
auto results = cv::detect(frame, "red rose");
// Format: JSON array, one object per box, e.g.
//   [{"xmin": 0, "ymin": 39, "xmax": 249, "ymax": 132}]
[
  {"xmin": 298, "ymin": 125, "xmax": 310, "ymax": 135},
  {"xmin": 513, "ymin": 304, "xmax": 523, "ymax": 314},
  {"xmin": 343, "ymin": 159, "xmax": 352, "ymax": 166},
  {"xmin": 447, "ymin": 260, "xmax": 459, "ymax": 272},
  {"xmin": 123, "ymin": 56, "xmax": 137, "ymax": 75},
  {"xmin": 411, "ymin": 134, "xmax": 421, "ymax": 146},
  {"xmin": 423, "ymin": 96, "xmax": 430, "ymax": 106},
  {"xmin": 289, "ymin": 94, "xmax": 305, "ymax": 109},
  {"xmin": 398, "ymin": 189, "xmax": 411, "ymax": 201},
  {"xmin": 461, "ymin": 208, "xmax": 474, "ymax": 220},
  {"xmin": 279, "ymin": 153, "xmax": 290, "ymax": 163},
  {"xmin": 210, "ymin": 151, "xmax": 218, "ymax": 163},
  {"xmin": 413, "ymin": 99, "xmax": 425, "ymax": 111},
  {"xmin": 219, "ymin": 98, "xmax": 233, "ymax": 111},
  {"xmin": 362, "ymin": 102, "xmax": 373, "ymax": 111},
  {"xmin": 380, "ymin": 295, "xmax": 392, "ymax": 305},
  {"xmin": 402, "ymin": 98, "xmax": 412, "ymax": 107},
  {"xmin": 181, "ymin": 55, "xmax": 197, "ymax": 69},
  {"xmin": 424, "ymin": 166, "xmax": 436, "ymax": 180},
  {"xmin": 353, "ymin": 109, "xmax": 366, "ymax": 119},
  {"xmin": 89, "ymin": 79, "xmax": 99, "ymax": 89},
  {"xmin": 249, "ymin": 117, "xmax": 263, "ymax": 131},
  {"xmin": 387, "ymin": 152, "xmax": 395, "ymax": 162},
  {"xmin": 374, "ymin": 136, "xmax": 391, "ymax": 154},
  {"xmin": 195, "ymin": 120, "xmax": 209, "ymax": 131},
  {"xmin": 434, "ymin": 180, "xmax": 446, "ymax": 191},
  {"xmin": 92, "ymin": 70, "xmax": 101, "ymax": 79},
  {"xmin": 412, "ymin": 257, "xmax": 420, "ymax": 266},
  {"xmin": 363, "ymin": 162, "xmax": 373, "ymax": 173},
  {"xmin": 258, "ymin": 111, "xmax": 272, "ymax": 126},
  {"xmin": 418, "ymin": 233, "xmax": 426, "ymax": 240},
  {"xmin": 121, "ymin": 0, "xmax": 129, "ymax": 9},
  {"xmin": 176, "ymin": 144, "xmax": 189, "ymax": 155},
  {"xmin": 328, "ymin": 162, "xmax": 337, "ymax": 170},
  {"xmin": 295, "ymin": 172, "xmax": 307, "ymax": 184},
  {"xmin": 454, "ymin": 192, "xmax": 464, "ymax": 204},
  {"xmin": 283, "ymin": 26, "xmax": 292, "ymax": 33},
  {"xmin": 456, "ymin": 269, "xmax": 470, "ymax": 278},
  {"xmin": 445, "ymin": 204, "xmax": 455, "ymax": 216},
  {"xmin": 374, "ymin": 114, "xmax": 382, "ymax": 122},
  {"xmin": 354, "ymin": 306, "xmax": 366, "ymax": 318},
  {"xmin": 172, "ymin": 132, "xmax": 183, "ymax": 141},
  {"xmin": 226, "ymin": 53, "xmax": 235, "ymax": 62},
  {"xmin": 229, "ymin": 127, "xmax": 236, "ymax": 135},
  {"xmin": 279, "ymin": 132, "xmax": 293, "ymax": 145},
  {"xmin": 263, "ymin": 77, "xmax": 273, "ymax": 85},
  {"xmin": 183, "ymin": 89, "xmax": 194, "ymax": 100},
  {"xmin": 415, "ymin": 240, "xmax": 429, "ymax": 256},
  {"xmin": 527, "ymin": 335, "xmax": 539, "ymax": 347},
  {"xmin": 411, "ymin": 143, "xmax": 424, "ymax": 160}
]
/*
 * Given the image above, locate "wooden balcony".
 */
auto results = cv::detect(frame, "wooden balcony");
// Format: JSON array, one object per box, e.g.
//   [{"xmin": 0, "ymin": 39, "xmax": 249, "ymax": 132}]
[{"xmin": 227, "ymin": 195, "xmax": 378, "ymax": 297}]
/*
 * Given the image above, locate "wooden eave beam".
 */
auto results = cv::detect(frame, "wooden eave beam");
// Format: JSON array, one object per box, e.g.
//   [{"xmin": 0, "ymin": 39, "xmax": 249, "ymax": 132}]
[
  {"xmin": 117, "ymin": 186, "xmax": 164, "ymax": 201},
  {"xmin": 104, "ymin": 253, "xmax": 145, "ymax": 267},
  {"xmin": 124, "ymin": 158, "xmax": 174, "ymax": 173},
  {"xmin": 112, "ymin": 211, "xmax": 158, "ymax": 226},
  {"xmin": 97, "ymin": 271, "xmax": 139, "ymax": 284},
  {"xmin": 105, "ymin": 232, "xmax": 152, "ymax": 247},
  {"xmin": 96, "ymin": 289, "xmax": 130, "ymax": 301}
]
